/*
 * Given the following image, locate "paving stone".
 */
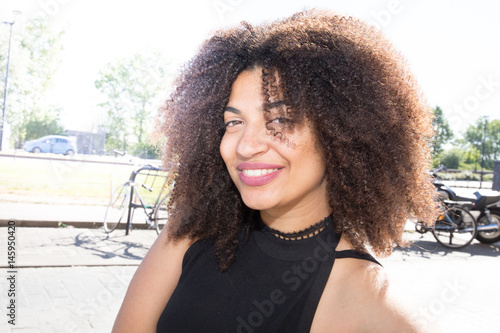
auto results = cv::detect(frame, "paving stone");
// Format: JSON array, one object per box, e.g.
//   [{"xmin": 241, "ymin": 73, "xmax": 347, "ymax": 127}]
[
  {"xmin": 42, "ymin": 279, "xmax": 70, "ymax": 299},
  {"xmin": 0, "ymin": 224, "xmax": 498, "ymax": 332}
]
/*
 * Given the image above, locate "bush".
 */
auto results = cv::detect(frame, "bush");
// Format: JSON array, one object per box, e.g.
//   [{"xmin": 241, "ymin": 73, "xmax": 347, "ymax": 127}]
[
  {"xmin": 441, "ymin": 149, "xmax": 463, "ymax": 169},
  {"xmin": 133, "ymin": 142, "xmax": 160, "ymax": 160},
  {"xmin": 435, "ymin": 171, "xmax": 493, "ymax": 181},
  {"xmin": 23, "ymin": 117, "xmax": 66, "ymax": 141}
]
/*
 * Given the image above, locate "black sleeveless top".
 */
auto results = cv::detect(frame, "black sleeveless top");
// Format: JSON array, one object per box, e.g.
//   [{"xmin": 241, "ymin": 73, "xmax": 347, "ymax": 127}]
[{"xmin": 157, "ymin": 218, "xmax": 379, "ymax": 332}]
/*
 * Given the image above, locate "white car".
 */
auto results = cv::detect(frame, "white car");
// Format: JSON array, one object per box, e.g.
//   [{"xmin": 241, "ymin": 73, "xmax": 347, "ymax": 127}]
[{"xmin": 23, "ymin": 135, "xmax": 77, "ymax": 155}]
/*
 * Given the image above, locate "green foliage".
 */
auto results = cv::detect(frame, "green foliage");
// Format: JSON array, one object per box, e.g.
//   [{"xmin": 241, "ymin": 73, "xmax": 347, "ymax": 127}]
[
  {"xmin": 463, "ymin": 118, "xmax": 500, "ymax": 169},
  {"xmin": 463, "ymin": 146, "xmax": 480, "ymax": 165},
  {"xmin": 431, "ymin": 156, "xmax": 442, "ymax": 169},
  {"xmin": 104, "ymin": 133, "xmax": 127, "ymax": 154},
  {"xmin": 435, "ymin": 171, "xmax": 493, "ymax": 182},
  {"xmin": 431, "ymin": 106, "xmax": 453, "ymax": 157},
  {"xmin": 95, "ymin": 53, "xmax": 173, "ymax": 155},
  {"xmin": 0, "ymin": 18, "xmax": 65, "ymax": 147},
  {"xmin": 458, "ymin": 161, "xmax": 478, "ymax": 171},
  {"xmin": 440, "ymin": 149, "xmax": 462, "ymax": 169},
  {"xmin": 24, "ymin": 116, "xmax": 66, "ymax": 141},
  {"xmin": 133, "ymin": 141, "xmax": 161, "ymax": 160}
]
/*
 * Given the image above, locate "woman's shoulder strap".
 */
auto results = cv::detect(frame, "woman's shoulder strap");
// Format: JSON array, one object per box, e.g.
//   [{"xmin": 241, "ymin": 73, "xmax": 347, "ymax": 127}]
[{"xmin": 335, "ymin": 249, "xmax": 382, "ymax": 266}]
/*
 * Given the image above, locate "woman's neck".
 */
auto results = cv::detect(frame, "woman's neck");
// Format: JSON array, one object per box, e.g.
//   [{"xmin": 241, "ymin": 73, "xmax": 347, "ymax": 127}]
[
  {"xmin": 261, "ymin": 215, "xmax": 332, "ymax": 241},
  {"xmin": 259, "ymin": 202, "xmax": 332, "ymax": 234}
]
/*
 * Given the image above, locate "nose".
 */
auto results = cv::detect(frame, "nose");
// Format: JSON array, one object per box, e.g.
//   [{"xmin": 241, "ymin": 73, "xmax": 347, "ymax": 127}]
[{"xmin": 236, "ymin": 123, "xmax": 269, "ymax": 159}]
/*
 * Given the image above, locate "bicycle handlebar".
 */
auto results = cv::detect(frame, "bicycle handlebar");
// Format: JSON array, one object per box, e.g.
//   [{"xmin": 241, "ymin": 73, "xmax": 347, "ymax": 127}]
[
  {"xmin": 134, "ymin": 165, "xmax": 168, "ymax": 173},
  {"xmin": 128, "ymin": 165, "xmax": 169, "ymax": 181}
]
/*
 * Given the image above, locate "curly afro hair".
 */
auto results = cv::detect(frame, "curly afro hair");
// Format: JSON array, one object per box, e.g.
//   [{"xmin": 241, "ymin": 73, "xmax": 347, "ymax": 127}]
[{"xmin": 156, "ymin": 9, "xmax": 438, "ymax": 271}]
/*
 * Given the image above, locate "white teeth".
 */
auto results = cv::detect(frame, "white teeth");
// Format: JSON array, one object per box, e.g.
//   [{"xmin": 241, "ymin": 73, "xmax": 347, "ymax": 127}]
[{"xmin": 242, "ymin": 168, "xmax": 279, "ymax": 177}]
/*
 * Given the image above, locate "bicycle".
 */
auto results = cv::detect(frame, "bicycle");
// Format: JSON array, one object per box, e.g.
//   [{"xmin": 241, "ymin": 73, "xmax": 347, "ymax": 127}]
[
  {"xmin": 103, "ymin": 165, "xmax": 171, "ymax": 235},
  {"xmin": 415, "ymin": 200, "xmax": 478, "ymax": 249},
  {"xmin": 152, "ymin": 190, "xmax": 170, "ymax": 234}
]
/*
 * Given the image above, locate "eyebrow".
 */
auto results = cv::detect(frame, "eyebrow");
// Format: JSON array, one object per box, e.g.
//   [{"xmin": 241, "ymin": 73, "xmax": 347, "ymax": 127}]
[{"xmin": 223, "ymin": 106, "xmax": 240, "ymax": 114}]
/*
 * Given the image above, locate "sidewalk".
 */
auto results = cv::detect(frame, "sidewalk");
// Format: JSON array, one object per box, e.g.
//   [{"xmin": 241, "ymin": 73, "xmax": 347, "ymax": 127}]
[
  {"xmin": 1, "ymin": 202, "xmax": 499, "ymax": 332},
  {"xmin": 0, "ymin": 202, "xmax": 154, "ymax": 229},
  {"xmin": 0, "ymin": 201, "xmax": 160, "ymax": 332},
  {"xmin": 0, "ymin": 227, "xmax": 157, "ymax": 332},
  {"xmin": 0, "ymin": 225, "xmax": 158, "ymax": 268}
]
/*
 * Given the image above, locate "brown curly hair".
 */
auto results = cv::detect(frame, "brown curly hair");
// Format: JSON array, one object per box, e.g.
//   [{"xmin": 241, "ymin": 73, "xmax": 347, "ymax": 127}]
[{"xmin": 156, "ymin": 9, "xmax": 438, "ymax": 271}]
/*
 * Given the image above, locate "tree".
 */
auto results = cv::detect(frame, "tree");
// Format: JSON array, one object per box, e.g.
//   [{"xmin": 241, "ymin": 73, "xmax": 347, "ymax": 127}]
[
  {"xmin": 441, "ymin": 149, "xmax": 462, "ymax": 169},
  {"xmin": 95, "ymin": 53, "xmax": 173, "ymax": 155},
  {"xmin": 24, "ymin": 114, "xmax": 66, "ymax": 141},
  {"xmin": 463, "ymin": 118, "xmax": 500, "ymax": 169},
  {"xmin": 0, "ymin": 18, "xmax": 65, "ymax": 147},
  {"xmin": 431, "ymin": 106, "xmax": 453, "ymax": 157}
]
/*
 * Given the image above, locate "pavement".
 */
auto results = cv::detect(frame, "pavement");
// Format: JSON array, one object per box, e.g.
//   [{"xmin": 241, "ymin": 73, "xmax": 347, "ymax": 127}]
[
  {"xmin": 0, "ymin": 202, "xmax": 159, "ymax": 333},
  {"xmin": 0, "ymin": 202, "xmax": 154, "ymax": 229},
  {"xmin": 0, "ymin": 202, "xmax": 499, "ymax": 332}
]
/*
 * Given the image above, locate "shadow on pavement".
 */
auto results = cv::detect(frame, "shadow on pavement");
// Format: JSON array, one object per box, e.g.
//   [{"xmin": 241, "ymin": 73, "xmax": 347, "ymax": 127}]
[
  {"xmin": 34, "ymin": 228, "xmax": 156, "ymax": 265},
  {"xmin": 74, "ymin": 232, "xmax": 148, "ymax": 260},
  {"xmin": 395, "ymin": 236, "xmax": 500, "ymax": 259}
]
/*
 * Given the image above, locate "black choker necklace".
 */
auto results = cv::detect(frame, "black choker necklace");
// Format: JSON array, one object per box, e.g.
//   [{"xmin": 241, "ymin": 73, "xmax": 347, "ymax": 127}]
[{"xmin": 262, "ymin": 215, "xmax": 332, "ymax": 241}]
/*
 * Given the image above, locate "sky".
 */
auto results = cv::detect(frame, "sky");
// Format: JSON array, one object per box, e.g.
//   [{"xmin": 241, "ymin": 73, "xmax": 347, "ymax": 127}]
[{"xmin": 1, "ymin": 0, "xmax": 499, "ymax": 137}]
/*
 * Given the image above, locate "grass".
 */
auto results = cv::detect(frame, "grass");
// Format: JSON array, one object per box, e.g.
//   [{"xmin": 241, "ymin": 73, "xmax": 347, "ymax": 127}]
[{"xmin": 0, "ymin": 157, "xmax": 168, "ymax": 206}]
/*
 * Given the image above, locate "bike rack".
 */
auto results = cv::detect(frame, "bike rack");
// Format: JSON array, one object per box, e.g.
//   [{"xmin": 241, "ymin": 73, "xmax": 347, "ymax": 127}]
[{"xmin": 125, "ymin": 165, "xmax": 170, "ymax": 235}]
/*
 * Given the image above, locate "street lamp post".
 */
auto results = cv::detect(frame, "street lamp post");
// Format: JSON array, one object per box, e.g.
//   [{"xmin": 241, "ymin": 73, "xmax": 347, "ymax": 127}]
[
  {"xmin": 0, "ymin": 11, "xmax": 20, "ymax": 151},
  {"xmin": 480, "ymin": 116, "xmax": 488, "ymax": 188}
]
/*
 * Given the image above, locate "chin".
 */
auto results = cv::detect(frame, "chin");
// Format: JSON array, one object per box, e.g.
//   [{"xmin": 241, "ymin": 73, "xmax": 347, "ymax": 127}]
[{"xmin": 240, "ymin": 194, "xmax": 277, "ymax": 211}]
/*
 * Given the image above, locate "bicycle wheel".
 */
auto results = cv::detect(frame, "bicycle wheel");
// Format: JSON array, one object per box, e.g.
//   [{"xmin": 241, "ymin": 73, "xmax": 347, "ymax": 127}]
[
  {"xmin": 153, "ymin": 193, "xmax": 170, "ymax": 235},
  {"xmin": 104, "ymin": 184, "xmax": 130, "ymax": 233},
  {"xmin": 476, "ymin": 210, "xmax": 500, "ymax": 244},
  {"xmin": 432, "ymin": 206, "xmax": 477, "ymax": 249}
]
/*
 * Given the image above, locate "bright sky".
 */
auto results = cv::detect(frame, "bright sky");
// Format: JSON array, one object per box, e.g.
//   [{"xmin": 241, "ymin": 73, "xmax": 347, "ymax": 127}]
[{"xmin": 1, "ymin": 0, "xmax": 499, "ymax": 136}]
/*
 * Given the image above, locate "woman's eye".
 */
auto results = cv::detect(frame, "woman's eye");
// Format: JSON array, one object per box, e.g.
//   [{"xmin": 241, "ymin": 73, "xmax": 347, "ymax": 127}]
[{"xmin": 225, "ymin": 120, "xmax": 243, "ymax": 128}]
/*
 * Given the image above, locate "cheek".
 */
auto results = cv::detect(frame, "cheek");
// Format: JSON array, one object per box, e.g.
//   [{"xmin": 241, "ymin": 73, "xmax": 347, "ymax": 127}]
[
  {"xmin": 310, "ymin": 149, "xmax": 326, "ymax": 177},
  {"xmin": 219, "ymin": 134, "xmax": 233, "ymax": 167},
  {"xmin": 296, "ymin": 141, "xmax": 326, "ymax": 181}
]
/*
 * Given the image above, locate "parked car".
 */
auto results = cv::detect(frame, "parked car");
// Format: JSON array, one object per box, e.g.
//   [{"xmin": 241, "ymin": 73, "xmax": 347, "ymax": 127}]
[{"xmin": 23, "ymin": 135, "xmax": 77, "ymax": 155}]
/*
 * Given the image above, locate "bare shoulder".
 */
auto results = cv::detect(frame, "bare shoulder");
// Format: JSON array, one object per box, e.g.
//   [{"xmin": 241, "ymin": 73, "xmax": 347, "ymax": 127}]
[
  {"xmin": 112, "ymin": 230, "xmax": 195, "ymax": 333},
  {"xmin": 348, "ymin": 260, "xmax": 444, "ymax": 332},
  {"xmin": 312, "ymin": 238, "xmax": 442, "ymax": 332},
  {"xmin": 146, "ymin": 228, "xmax": 195, "ymax": 260},
  {"xmin": 344, "ymin": 259, "xmax": 419, "ymax": 332}
]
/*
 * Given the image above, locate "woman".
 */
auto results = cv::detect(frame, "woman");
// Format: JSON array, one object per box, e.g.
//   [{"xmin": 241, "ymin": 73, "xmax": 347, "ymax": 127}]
[{"xmin": 113, "ymin": 9, "xmax": 439, "ymax": 332}]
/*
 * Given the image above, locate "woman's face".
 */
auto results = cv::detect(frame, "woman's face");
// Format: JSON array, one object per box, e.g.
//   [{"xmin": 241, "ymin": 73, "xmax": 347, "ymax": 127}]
[{"xmin": 220, "ymin": 68, "xmax": 328, "ymax": 219}]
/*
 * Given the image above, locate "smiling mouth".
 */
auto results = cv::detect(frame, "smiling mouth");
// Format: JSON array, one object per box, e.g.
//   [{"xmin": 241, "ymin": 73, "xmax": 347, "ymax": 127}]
[
  {"xmin": 237, "ymin": 167, "xmax": 283, "ymax": 186},
  {"xmin": 241, "ymin": 168, "xmax": 280, "ymax": 177}
]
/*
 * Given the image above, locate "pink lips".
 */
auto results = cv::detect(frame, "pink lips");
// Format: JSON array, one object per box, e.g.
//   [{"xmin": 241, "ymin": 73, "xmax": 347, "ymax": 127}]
[{"xmin": 237, "ymin": 163, "xmax": 284, "ymax": 186}]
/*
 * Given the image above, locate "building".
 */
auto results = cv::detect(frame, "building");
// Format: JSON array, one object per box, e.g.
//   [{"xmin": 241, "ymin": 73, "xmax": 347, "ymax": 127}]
[{"xmin": 66, "ymin": 128, "xmax": 106, "ymax": 155}]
